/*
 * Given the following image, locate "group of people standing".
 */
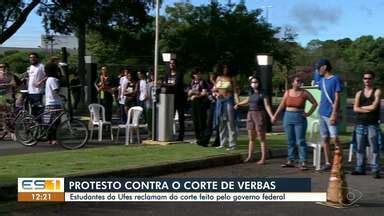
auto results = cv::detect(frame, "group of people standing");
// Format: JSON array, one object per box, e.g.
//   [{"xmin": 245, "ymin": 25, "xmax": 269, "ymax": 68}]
[
  {"xmin": 1, "ymin": 54, "xmax": 380, "ymax": 178},
  {"xmin": 243, "ymin": 59, "xmax": 381, "ymax": 178},
  {"xmin": 94, "ymin": 65, "xmax": 153, "ymax": 131},
  {"xmin": 175, "ymin": 58, "xmax": 381, "ymax": 178},
  {"xmin": 0, "ymin": 52, "xmax": 63, "ymax": 144}
]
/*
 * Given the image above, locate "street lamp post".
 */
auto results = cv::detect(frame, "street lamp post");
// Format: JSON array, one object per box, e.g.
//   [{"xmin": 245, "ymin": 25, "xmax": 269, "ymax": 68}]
[
  {"xmin": 152, "ymin": 0, "xmax": 160, "ymax": 141},
  {"xmin": 162, "ymin": 53, "xmax": 176, "ymax": 63},
  {"xmin": 256, "ymin": 54, "xmax": 273, "ymax": 132},
  {"xmin": 261, "ymin": 5, "xmax": 272, "ymax": 23}
]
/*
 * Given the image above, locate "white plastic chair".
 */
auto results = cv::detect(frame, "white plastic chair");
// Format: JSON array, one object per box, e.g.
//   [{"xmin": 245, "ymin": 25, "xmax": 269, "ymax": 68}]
[
  {"xmin": 173, "ymin": 110, "xmax": 179, "ymax": 135},
  {"xmin": 88, "ymin": 103, "xmax": 113, "ymax": 141},
  {"xmin": 307, "ymin": 120, "xmax": 322, "ymax": 170},
  {"xmin": 116, "ymin": 106, "xmax": 143, "ymax": 145}
]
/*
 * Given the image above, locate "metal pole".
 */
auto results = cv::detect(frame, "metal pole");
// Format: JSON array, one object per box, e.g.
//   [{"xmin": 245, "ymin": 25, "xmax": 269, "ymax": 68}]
[
  {"xmin": 261, "ymin": 5, "xmax": 272, "ymax": 22},
  {"xmin": 61, "ymin": 47, "xmax": 73, "ymax": 119},
  {"xmin": 152, "ymin": 0, "xmax": 160, "ymax": 141}
]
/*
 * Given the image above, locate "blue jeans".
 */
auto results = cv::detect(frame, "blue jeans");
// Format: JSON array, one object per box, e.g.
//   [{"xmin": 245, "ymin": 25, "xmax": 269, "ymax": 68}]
[
  {"xmin": 355, "ymin": 124, "xmax": 381, "ymax": 173},
  {"xmin": 216, "ymin": 96, "xmax": 237, "ymax": 148},
  {"xmin": 283, "ymin": 111, "xmax": 308, "ymax": 163},
  {"xmin": 119, "ymin": 104, "xmax": 127, "ymax": 124}
]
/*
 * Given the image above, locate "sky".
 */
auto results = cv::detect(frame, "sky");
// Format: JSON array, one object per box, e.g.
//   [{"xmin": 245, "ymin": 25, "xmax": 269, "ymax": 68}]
[{"xmin": 2, "ymin": 0, "xmax": 384, "ymax": 48}]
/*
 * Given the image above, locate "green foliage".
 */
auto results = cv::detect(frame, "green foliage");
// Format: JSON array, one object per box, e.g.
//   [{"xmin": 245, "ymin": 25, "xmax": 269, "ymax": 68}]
[
  {"xmin": 159, "ymin": 2, "xmax": 278, "ymax": 76},
  {"xmin": 86, "ymin": 21, "xmax": 154, "ymax": 68},
  {"xmin": 37, "ymin": 0, "xmax": 154, "ymax": 35},
  {"xmin": 0, "ymin": 50, "xmax": 46, "ymax": 74},
  {"xmin": 37, "ymin": 0, "xmax": 155, "ymax": 80},
  {"xmin": 302, "ymin": 36, "xmax": 384, "ymax": 95}
]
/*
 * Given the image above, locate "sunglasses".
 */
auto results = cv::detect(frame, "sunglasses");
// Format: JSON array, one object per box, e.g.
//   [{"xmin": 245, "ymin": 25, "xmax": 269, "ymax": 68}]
[{"xmin": 363, "ymin": 77, "xmax": 372, "ymax": 80}]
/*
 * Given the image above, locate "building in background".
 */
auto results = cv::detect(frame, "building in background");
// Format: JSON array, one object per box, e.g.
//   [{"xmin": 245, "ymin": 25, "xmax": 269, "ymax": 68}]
[{"xmin": 41, "ymin": 35, "xmax": 78, "ymax": 51}]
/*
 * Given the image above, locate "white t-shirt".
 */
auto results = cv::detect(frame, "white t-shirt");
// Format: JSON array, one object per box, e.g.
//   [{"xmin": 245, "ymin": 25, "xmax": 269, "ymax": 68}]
[
  {"xmin": 45, "ymin": 77, "xmax": 61, "ymax": 106},
  {"xmin": 119, "ymin": 76, "xmax": 128, "ymax": 105},
  {"xmin": 139, "ymin": 79, "xmax": 148, "ymax": 101},
  {"xmin": 28, "ymin": 63, "xmax": 46, "ymax": 94}
]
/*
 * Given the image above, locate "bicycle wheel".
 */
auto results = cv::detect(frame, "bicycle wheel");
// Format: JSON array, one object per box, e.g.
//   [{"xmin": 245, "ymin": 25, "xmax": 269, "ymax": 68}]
[
  {"xmin": 56, "ymin": 119, "xmax": 89, "ymax": 149},
  {"xmin": 15, "ymin": 115, "xmax": 38, "ymax": 146},
  {"xmin": 0, "ymin": 113, "xmax": 8, "ymax": 140},
  {"xmin": 0, "ymin": 128, "xmax": 7, "ymax": 140}
]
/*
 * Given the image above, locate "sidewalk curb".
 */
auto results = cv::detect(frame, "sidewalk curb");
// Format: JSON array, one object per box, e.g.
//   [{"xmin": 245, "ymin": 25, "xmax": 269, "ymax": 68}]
[{"xmin": 0, "ymin": 149, "xmax": 287, "ymax": 201}]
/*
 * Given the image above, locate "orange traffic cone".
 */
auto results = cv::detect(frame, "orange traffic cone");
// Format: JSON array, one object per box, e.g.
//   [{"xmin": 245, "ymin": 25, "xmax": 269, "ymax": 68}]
[{"xmin": 326, "ymin": 148, "xmax": 350, "ymax": 207}]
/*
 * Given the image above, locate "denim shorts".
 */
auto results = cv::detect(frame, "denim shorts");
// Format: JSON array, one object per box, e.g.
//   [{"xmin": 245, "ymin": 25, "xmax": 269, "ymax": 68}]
[
  {"xmin": 319, "ymin": 115, "xmax": 338, "ymax": 138},
  {"xmin": 246, "ymin": 110, "xmax": 266, "ymax": 131}
]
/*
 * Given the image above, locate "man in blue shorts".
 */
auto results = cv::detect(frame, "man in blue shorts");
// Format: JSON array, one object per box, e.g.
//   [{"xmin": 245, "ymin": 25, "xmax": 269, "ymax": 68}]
[{"xmin": 315, "ymin": 59, "xmax": 344, "ymax": 171}]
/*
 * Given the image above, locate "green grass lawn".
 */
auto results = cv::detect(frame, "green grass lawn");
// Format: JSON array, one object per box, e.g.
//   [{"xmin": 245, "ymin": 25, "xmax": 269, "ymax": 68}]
[{"xmin": 0, "ymin": 133, "xmax": 352, "ymax": 186}]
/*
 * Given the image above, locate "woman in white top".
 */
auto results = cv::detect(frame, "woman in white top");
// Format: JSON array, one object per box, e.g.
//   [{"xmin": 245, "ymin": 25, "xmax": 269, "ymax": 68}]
[
  {"xmin": 43, "ymin": 63, "xmax": 61, "ymax": 145},
  {"xmin": 118, "ymin": 68, "xmax": 129, "ymax": 123},
  {"xmin": 138, "ymin": 71, "xmax": 148, "ymax": 122}
]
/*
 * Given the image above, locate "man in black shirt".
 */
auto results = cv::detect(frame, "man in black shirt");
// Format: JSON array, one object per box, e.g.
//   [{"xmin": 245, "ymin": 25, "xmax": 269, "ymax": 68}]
[
  {"xmin": 188, "ymin": 68, "xmax": 208, "ymax": 146},
  {"xmin": 352, "ymin": 71, "xmax": 382, "ymax": 179}
]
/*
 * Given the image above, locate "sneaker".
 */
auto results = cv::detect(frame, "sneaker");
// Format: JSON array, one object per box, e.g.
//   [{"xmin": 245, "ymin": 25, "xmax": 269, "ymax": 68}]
[
  {"xmin": 319, "ymin": 164, "xmax": 332, "ymax": 172},
  {"xmin": 215, "ymin": 146, "xmax": 224, "ymax": 149},
  {"xmin": 373, "ymin": 172, "xmax": 381, "ymax": 179},
  {"xmin": 226, "ymin": 147, "xmax": 236, "ymax": 151},
  {"xmin": 351, "ymin": 170, "xmax": 366, "ymax": 175}
]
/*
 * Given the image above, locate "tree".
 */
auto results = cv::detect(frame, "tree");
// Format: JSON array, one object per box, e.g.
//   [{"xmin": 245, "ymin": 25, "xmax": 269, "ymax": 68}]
[
  {"xmin": 301, "ymin": 36, "xmax": 384, "ymax": 96},
  {"xmin": 0, "ymin": 0, "xmax": 41, "ymax": 44},
  {"xmin": 272, "ymin": 27, "xmax": 304, "ymax": 90},
  {"xmin": 86, "ymin": 16, "xmax": 155, "ymax": 67},
  {"xmin": 38, "ymin": 0, "xmax": 154, "ymax": 82},
  {"xmin": 160, "ymin": 2, "xmax": 278, "ymax": 76}
]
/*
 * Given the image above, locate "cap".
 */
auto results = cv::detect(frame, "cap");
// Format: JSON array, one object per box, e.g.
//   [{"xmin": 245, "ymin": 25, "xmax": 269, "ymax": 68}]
[{"xmin": 316, "ymin": 59, "xmax": 331, "ymax": 70}]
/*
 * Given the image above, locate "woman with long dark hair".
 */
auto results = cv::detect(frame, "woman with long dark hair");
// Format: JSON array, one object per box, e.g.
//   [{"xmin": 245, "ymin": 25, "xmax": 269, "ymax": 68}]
[{"xmin": 235, "ymin": 76, "xmax": 274, "ymax": 164}]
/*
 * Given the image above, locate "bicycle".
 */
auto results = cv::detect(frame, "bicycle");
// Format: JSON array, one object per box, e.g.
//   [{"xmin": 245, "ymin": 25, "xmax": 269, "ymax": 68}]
[
  {"xmin": 15, "ymin": 96, "xmax": 89, "ymax": 149},
  {"xmin": 0, "ymin": 91, "xmax": 31, "ymax": 141}
]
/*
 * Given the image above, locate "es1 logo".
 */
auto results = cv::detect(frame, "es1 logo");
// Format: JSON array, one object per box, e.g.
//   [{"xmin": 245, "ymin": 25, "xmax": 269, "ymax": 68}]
[{"xmin": 18, "ymin": 178, "xmax": 64, "ymax": 192}]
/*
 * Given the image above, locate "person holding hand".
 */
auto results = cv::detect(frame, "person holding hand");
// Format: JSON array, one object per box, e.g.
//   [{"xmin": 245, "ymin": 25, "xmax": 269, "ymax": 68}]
[
  {"xmin": 272, "ymin": 75, "xmax": 317, "ymax": 170},
  {"xmin": 235, "ymin": 76, "xmax": 274, "ymax": 164}
]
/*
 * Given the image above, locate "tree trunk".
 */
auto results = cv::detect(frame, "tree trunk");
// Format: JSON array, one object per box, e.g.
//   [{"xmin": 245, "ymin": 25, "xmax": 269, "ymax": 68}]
[
  {"xmin": 77, "ymin": 21, "xmax": 86, "ymax": 84},
  {"xmin": 0, "ymin": 0, "xmax": 41, "ymax": 44}
]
